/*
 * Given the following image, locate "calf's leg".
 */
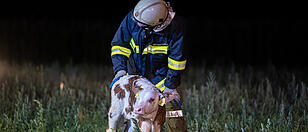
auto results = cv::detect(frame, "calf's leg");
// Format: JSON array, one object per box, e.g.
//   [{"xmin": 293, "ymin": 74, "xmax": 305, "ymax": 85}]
[
  {"xmin": 107, "ymin": 97, "xmax": 123, "ymax": 131},
  {"xmin": 139, "ymin": 120, "xmax": 151, "ymax": 132}
]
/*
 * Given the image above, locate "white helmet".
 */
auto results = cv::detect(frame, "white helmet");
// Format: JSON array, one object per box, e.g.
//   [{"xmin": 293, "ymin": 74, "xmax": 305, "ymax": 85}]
[{"xmin": 133, "ymin": 0, "xmax": 168, "ymax": 27}]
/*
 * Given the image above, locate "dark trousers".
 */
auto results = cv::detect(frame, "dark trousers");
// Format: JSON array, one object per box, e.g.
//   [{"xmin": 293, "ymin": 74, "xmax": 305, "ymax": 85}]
[
  {"xmin": 127, "ymin": 56, "xmax": 187, "ymax": 131},
  {"xmin": 165, "ymin": 87, "xmax": 187, "ymax": 132}
]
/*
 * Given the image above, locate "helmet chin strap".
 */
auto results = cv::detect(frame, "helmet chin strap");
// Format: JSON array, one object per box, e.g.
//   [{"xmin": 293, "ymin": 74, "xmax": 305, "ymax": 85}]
[
  {"xmin": 143, "ymin": 26, "xmax": 155, "ymax": 38},
  {"xmin": 133, "ymin": 15, "xmax": 155, "ymax": 36}
]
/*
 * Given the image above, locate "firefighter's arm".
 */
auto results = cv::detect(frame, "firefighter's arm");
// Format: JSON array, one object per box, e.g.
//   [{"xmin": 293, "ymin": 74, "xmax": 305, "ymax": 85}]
[
  {"xmin": 111, "ymin": 11, "xmax": 134, "ymax": 75},
  {"xmin": 164, "ymin": 31, "xmax": 187, "ymax": 90}
]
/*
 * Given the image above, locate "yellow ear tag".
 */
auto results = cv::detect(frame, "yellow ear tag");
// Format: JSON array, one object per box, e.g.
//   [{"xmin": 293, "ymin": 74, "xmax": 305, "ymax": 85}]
[
  {"xmin": 135, "ymin": 91, "xmax": 140, "ymax": 98},
  {"xmin": 159, "ymin": 98, "xmax": 166, "ymax": 106}
]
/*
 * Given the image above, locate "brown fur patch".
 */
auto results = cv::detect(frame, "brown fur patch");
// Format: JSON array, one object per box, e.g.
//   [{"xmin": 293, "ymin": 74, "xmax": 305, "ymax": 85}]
[
  {"xmin": 153, "ymin": 106, "xmax": 166, "ymax": 126},
  {"xmin": 124, "ymin": 84, "xmax": 130, "ymax": 92},
  {"xmin": 125, "ymin": 107, "xmax": 130, "ymax": 115},
  {"xmin": 124, "ymin": 75, "xmax": 142, "ymax": 93},
  {"xmin": 125, "ymin": 94, "xmax": 136, "ymax": 114},
  {"xmin": 134, "ymin": 85, "xmax": 143, "ymax": 93},
  {"xmin": 114, "ymin": 84, "xmax": 125, "ymax": 99},
  {"xmin": 123, "ymin": 75, "xmax": 143, "ymax": 114},
  {"xmin": 128, "ymin": 75, "xmax": 141, "ymax": 85}
]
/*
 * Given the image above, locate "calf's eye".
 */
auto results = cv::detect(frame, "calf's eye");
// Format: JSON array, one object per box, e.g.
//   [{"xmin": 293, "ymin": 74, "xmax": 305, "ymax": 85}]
[{"xmin": 148, "ymin": 98, "xmax": 155, "ymax": 103}]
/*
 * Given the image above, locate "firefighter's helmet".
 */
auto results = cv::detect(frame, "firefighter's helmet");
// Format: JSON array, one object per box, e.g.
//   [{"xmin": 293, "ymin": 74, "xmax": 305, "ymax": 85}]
[{"xmin": 133, "ymin": 0, "xmax": 168, "ymax": 27}]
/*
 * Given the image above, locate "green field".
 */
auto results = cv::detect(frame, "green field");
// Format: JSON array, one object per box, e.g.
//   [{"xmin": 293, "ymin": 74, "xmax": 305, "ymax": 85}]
[{"xmin": 0, "ymin": 61, "xmax": 307, "ymax": 131}]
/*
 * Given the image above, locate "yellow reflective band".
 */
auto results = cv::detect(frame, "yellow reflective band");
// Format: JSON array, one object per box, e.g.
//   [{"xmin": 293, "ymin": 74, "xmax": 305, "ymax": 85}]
[
  {"xmin": 160, "ymin": 86, "xmax": 165, "ymax": 92},
  {"xmin": 135, "ymin": 91, "xmax": 140, "ymax": 98},
  {"xmin": 130, "ymin": 38, "xmax": 139, "ymax": 53},
  {"xmin": 155, "ymin": 78, "xmax": 165, "ymax": 88},
  {"xmin": 142, "ymin": 45, "xmax": 168, "ymax": 55},
  {"xmin": 111, "ymin": 46, "xmax": 131, "ymax": 58},
  {"xmin": 130, "ymin": 38, "xmax": 136, "ymax": 52},
  {"xmin": 135, "ymin": 46, "xmax": 139, "ymax": 53},
  {"xmin": 168, "ymin": 57, "xmax": 186, "ymax": 70},
  {"xmin": 156, "ymin": 78, "xmax": 166, "ymax": 92}
]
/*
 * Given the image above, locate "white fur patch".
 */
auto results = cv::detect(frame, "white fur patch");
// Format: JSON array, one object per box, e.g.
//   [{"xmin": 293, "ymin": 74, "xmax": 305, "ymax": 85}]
[{"xmin": 108, "ymin": 75, "xmax": 164, "ymax": 131}]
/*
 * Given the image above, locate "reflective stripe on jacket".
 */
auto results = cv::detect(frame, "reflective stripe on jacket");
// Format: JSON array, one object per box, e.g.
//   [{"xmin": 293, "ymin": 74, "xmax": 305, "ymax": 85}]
[{"xmin": 111, "ymin": 10, "xmax": 186, "ymax": 89}]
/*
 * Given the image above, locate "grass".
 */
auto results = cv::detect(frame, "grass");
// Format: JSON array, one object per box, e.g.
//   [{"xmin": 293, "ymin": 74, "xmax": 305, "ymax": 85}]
[{"xmin": 0, "ymin": 61, "xmax": 307, "ymax": 131}]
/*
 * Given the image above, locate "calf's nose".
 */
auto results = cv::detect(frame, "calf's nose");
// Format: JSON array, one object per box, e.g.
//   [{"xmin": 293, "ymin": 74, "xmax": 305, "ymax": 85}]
[{"xmin": 134, "ymin": 107, "xmax": 144, "ymax": 115}]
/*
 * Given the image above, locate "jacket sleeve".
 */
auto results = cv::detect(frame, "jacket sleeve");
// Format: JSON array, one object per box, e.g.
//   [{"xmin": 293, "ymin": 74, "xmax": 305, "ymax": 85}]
[
  {"xmin": 111, "ymin": 11, "xmax": 134, "ymax": 75},
  {"xmin": 164, "ymin": 20, "xmax": 187, "ymax": 89}
]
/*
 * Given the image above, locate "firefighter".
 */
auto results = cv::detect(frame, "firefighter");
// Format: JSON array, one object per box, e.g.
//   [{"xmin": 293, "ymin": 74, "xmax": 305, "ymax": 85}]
[{"xmin": 110, "ymin": 0, "xmax": 187, "ymax": 131}]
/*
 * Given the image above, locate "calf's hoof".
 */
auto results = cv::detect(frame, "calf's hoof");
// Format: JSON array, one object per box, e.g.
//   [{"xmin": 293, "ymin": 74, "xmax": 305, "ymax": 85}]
[{"xmin": 106, "ymin": 128, "xmax": 116, "ymax": 132}]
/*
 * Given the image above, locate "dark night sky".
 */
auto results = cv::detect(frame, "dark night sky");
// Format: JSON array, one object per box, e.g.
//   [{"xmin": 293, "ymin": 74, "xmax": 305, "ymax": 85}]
[{"xmin": 1, "ymin": 1, "xmax": 307, "ymax": 68}]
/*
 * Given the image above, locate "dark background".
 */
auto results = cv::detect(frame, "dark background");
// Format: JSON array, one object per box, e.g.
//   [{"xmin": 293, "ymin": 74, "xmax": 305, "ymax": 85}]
[{"xmin": 0, "ymin": 1, "xmax": 307, "ymax": 69}]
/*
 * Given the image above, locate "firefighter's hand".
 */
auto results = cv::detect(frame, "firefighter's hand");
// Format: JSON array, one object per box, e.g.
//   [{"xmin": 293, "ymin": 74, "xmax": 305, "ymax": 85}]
[
  {"xmin": 112, "ymin": 70, "xmax": 126, "ymax": 82},
  {"xmin": 162, "ymin": 87, "xmax": 174, "ymax": 93},
  {"xmin": 162, "ymin": 87, "xmax": 181, "ymax": 103},
  {"xmin": 111, "ymin": 70, "xmax": 126, "ymax": 84},
  {"xmin": 110, "ymin": 70, "xmax": 127, "ymax": 88}
]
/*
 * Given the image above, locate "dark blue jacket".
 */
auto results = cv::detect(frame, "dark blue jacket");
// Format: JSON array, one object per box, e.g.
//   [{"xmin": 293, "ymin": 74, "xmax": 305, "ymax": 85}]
[{"xmin": 111, "ymin": 10, "xmax": 187, "ymax": 90}]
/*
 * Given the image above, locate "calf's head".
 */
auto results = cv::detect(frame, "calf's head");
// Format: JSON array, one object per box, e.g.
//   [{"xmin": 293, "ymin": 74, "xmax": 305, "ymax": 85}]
[
  {"xmin": 133, "ymin": 87, "xmax": 178, "ymax": 120},
  {"xmin": 134, "ymin": 88, "xmax": 160, "ymax": 117}
]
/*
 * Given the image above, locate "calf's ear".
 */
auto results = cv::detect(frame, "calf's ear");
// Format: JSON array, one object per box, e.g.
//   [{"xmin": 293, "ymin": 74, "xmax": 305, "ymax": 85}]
[{"xmin": 132, "ymin": 80, "xmax": 142, "ymax": 94}]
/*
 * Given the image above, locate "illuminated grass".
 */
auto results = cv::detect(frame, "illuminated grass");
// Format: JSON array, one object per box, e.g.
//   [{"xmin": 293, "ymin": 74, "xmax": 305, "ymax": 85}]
[{"xmin": 0, "ymin": 62, "xmax": 307, "ymax": 131}]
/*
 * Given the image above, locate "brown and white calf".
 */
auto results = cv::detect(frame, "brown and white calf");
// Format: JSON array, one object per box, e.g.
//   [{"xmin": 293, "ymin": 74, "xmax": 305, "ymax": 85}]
[{"xmin": 106, "ymin": 75, "xmax": 177, "ymax": 132}]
